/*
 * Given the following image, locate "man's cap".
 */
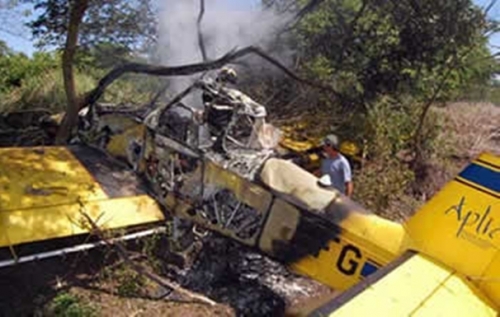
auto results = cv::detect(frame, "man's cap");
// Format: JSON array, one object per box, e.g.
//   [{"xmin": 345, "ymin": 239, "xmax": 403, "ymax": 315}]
[{"xmin": 322, "ymin": 134, "xmax": 340, "ymax": 150}]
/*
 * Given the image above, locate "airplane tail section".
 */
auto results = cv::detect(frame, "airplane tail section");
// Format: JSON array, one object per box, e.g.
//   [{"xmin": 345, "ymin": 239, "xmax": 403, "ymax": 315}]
[{"xmin": 404, "ymin": 152, "xmax": 500, "ymax": 304}]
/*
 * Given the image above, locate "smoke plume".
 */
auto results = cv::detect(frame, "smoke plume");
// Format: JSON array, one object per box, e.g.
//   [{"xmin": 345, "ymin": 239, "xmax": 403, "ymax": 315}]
[{"xmin": 156, "ymin": 0, "xmax": 292, "ymax": 103}]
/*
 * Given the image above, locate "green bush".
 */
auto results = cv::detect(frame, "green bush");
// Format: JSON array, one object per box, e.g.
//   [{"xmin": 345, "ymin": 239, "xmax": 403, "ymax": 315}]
[
  {"xmin": 363, "ymin": 96, "xmax": 417, "ymax": 157},
  {"xmin": 353, "ymin": 158, "xmax": 415, "ymax": 216},
  {"xmin": 0, "ymin": 52, "xmax": 59, "ymax": 94},
  {"xmin": 114, "ymin": 266, "xmax": 146, "ymax": 297},
  {"xmin": 345, "ymin": 96, "xmax": 442, "ymax": 214},
  {"xmin": 46, "ymin": 292, "xmax": 97, "ymax": 317}
]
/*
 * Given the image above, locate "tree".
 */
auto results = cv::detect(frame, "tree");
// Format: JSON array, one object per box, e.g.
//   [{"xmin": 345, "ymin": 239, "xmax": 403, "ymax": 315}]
[
  {"xmin": 264, "ymin": 0, "xmax": 498, "ymax": 165},
  {"xmin": 268, "ymin": 0, "xmax": 492, "ymax": 108},
  {"xmin": 22, "ymin": 0, "xmax": 158, "ymax": 143},
  {"xmin": 74, "ymin": 42, "xmax": 135, "ymax": 70},
  {"xmin": 0, "ymin": 39, "xmax": 10, "ymax": 56},
  {"xmin": 27, "ymin": 0, "xmax": 157, "ymax": 50}
]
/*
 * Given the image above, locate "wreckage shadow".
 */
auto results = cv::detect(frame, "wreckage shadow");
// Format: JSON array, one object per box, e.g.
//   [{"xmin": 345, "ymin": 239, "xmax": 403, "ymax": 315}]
[
  {"xmin": 0, "ymin": 245, "xmax": 112, "ymax": 316},
  {"xmin": 0, "ymin": 237, "xmax": 187, "ymax": 316}
]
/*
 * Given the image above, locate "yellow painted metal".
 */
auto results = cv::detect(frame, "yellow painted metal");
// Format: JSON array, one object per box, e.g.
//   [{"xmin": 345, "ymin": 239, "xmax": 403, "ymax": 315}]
[
  {"xmin": 162, "ymin": 159, "xmax": 274, "ymax": 247},
  {"xmin": 277, "ymin": 122, "xmax": 362, "ymax": 172},
  {"xmin": 290, "ymin": 205, "xmax": 407, "ymax": 291},
  {"xmin": 259, "ymin": 158, "xmax": 407, "ymax": 291},
  {"xmin": 203, "ymin": 160, "xmax": 273, "ymax": 214},
  {"xmin": 412, "ymin": 272, "xmax": 498, "ymax": 317},
  {"xmin": 328, "ymin": 253, "xmax": 497, "ymax": 316},
  {"xmin": 95, "ymin": 113, "xmax": 142, "ymax": 133},
  {"xmin": 258, "ymin": 198, "xmax": 300, "ymax": 255},
  {"xmin": 339, "ymin": 141, "xmax": 359, "ymax": 157},
  {"xmin": 106, "ymin": 122, "xmax": 146, "ymax": 162},
  {"xmin": 2, "ymin": 139, "xmax": 499, "ymax": 316},
  {"xmin": 480, "ymin": 152, "xmax": 500, "ymax": 167},
  {"xmin": 476, "ymin": 252, "xmax": 500, "ymax": 311},
  {"xmin": 299, "ymin": 152, "xmax": 499, "ymax": 315},
  {"xmin": 0, "ymin": 195, "xmax": 164, "ymax": 248},
  {"xmin": 405, "ymin": 153, "xmax": 500, "ymax": 305},
  {"xmin": 0, "ymin": 146, "xmax": 165, "ymax": 248},
  {"xmin": 0, "ymin": 147, "xmax": 108, "ymax": 211},
  {"xmin": 278, "ymin": 122, "xmax": 321, "ymax": 152},
  {"xmin": 336, "ymin": 206, "xmax": 409, "ymax": 261},
  {"xmin": 279, "ymin": 136, "xmax": 320, "ymax": 153}
]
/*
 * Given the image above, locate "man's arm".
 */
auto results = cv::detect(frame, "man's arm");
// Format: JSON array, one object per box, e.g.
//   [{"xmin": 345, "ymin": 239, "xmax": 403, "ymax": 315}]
[
  {"xmin": 313, "ymin": 158, "xmax": 324, "ymax": 177},
  {"xmin": 345, "ymin": 181, "xmax": 353, "ymax": 197},
  {"xmin": 313, "ymin": 168, "xmax": 321, "ymax": 177},
  {"xmin": 342, "ymin": 158, "xmax": 353, "ymax": 197}
]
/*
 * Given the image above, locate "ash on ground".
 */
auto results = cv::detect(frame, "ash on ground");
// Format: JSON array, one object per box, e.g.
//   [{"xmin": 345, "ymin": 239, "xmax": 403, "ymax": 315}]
[{"xmin": 162, "ymin": 234, "xmax": 332, "ymax": 317}]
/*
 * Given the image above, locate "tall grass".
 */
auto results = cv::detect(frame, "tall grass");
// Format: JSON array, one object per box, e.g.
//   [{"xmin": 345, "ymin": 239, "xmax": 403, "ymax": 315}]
[
  {"xmin": 0, "ymin": 69, "xmax": 95, "ymax": 114},
  {"xmin": 436, "ymin": 102, "xmax": 500, "ymax": 158},
  {"xmin": 0, "ymin": 69, "xmax": 157, "ymax": 114}
]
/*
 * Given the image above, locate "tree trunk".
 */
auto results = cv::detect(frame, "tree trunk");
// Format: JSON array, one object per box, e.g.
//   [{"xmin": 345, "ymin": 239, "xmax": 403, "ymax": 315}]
[{"xmin": 55, "ymin": 0, "xmax": 90, "ymax": 145}]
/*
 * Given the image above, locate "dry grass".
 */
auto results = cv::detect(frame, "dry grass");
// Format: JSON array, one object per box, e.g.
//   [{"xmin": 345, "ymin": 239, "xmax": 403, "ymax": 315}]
[
  {"xmin": 418, "ymin": 102, "xmax": 499, "ymax": 194},
  {"xmin": 436, "ymin": 102, "xmax": 500, "ymax": 159},
  {"xmin": 379, "ymin": 102, "xmax": 500, "ymax": 222},
  {"xmin": 69, "ymin": 287, "xmax": 235, "ymax": 317}
]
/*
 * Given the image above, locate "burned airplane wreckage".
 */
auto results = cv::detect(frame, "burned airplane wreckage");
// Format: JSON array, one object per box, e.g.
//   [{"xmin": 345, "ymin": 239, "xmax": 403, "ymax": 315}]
[
  {"xmin": 72, "ymin": 69, "xmax": 356, "ymax": 263},
  {"xmin": 1, "ymin": 63, "xmax": 403, "ymax": 307}
]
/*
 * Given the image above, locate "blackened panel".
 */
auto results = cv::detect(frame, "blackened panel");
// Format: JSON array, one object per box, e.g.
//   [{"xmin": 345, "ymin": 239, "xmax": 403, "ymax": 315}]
[
  {"xmin": 271, "ymin": 210, "xmax": 343, "ymax": 263},
  {"xmin": 68, "ymin": 145, "xmax": 149, "ymax": 198}
]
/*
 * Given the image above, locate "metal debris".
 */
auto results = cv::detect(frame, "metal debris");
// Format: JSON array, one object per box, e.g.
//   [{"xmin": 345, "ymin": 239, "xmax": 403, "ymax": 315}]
[
  {"xmin": 205, "ymin": 149, "xmax": 274, "ymax": 181},
  {"xmin": 167, "ymin": 235, "xmax": 330, "ymax": 317}
]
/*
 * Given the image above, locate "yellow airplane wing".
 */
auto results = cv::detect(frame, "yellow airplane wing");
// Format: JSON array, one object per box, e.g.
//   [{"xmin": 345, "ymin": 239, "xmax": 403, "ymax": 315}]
[
  {"xmin": 303, "ymin": 252, "xmax": 498, "ymax": 317},
  {"xmin": 0, "ymin": 145, "xmax": 165, "ymax": 249},
  {"xmin": 405, "ymin": 152, "xmax": 500, "ymax": 304}
]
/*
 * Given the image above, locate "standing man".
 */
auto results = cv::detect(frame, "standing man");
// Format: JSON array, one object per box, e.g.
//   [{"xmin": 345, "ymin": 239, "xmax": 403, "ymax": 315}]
[{"xmin": 316, "ymin": 134, "xmax": 354, "ymax": 197}]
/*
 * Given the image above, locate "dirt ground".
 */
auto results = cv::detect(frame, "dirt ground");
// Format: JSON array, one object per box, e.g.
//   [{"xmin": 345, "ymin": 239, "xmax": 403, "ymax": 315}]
[
  {"xmin": 0, "ymin": 258, "xmax": 234, "ymax": 317},
  {"xmin": 65, "ymin": 288, "xmax": 235, "ymax": 317},
  {"xmin": 0, "ymin": 234, "xmax": 334, "ymax": 317}
]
